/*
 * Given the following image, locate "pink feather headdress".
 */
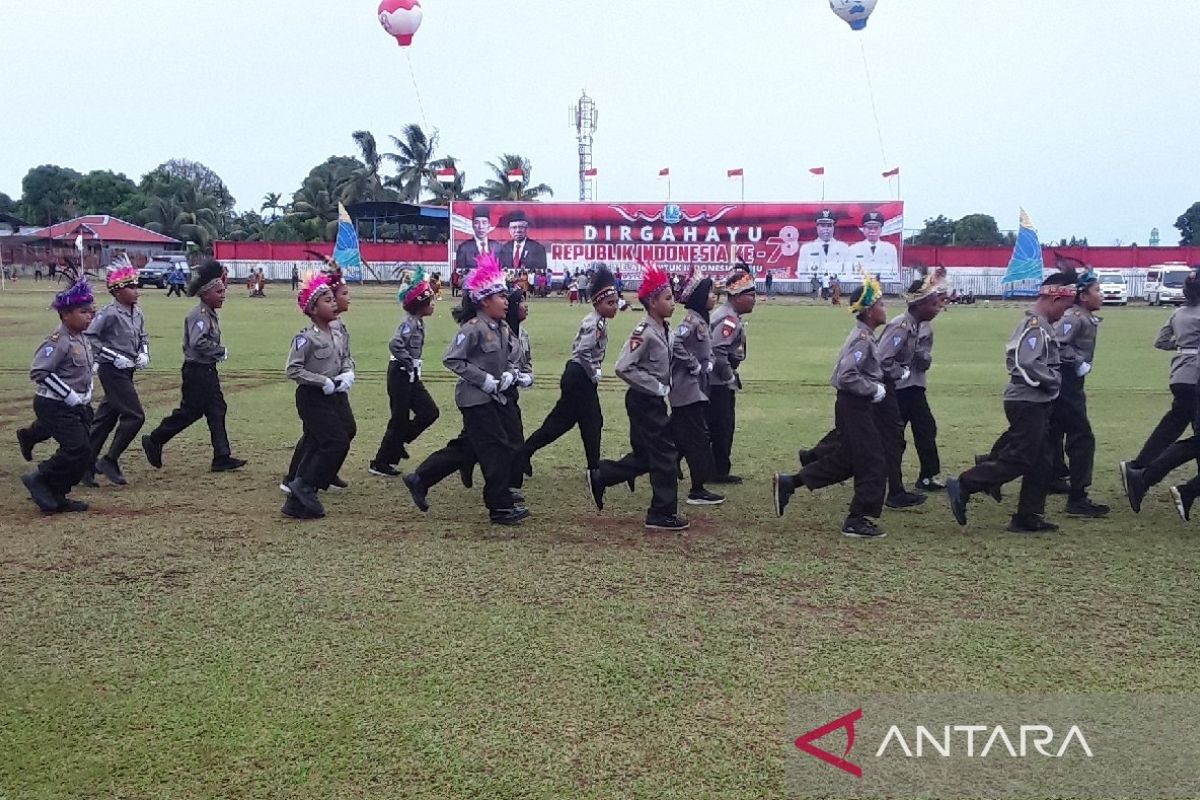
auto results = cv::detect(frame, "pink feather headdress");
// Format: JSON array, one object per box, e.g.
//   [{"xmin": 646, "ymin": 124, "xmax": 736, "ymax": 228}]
[
  {"xmin": 466, "ymin": 252, "xmax": 506, "ymax": 302},
  {"xmin": 297, "ymin": 272, "xmax": 333, "ymax": 313},
  {"xmin": 106, "ymin": 253, "xmax": 138, "ymax": 292}
]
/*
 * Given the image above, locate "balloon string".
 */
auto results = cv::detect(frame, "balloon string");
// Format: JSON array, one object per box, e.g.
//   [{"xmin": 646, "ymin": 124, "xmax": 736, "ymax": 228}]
[
  {"xmin": 858, "ymin": 38, "xmax": 889, "ymax": 171},
  {"xmin": 404, "ymin": 50, "xmax": 430, "ymax": 132}
]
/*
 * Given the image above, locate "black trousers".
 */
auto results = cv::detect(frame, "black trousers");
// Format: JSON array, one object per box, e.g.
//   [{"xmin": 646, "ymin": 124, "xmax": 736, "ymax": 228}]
[
  {"xmin": 878, "ymin": 383, "xmax": 908, "ymax": 496},
  {"xmin": 147, "ymin": 362, "xmax": 230, "ymax": 460},
  {"xmin": 1134, "ymin": 383, "xmax": 1199, "ymax": 467},
  {"xmin": 166, "ymin": 284, "xmax": 184, "ymax": 297},
  {"xmin": 896, "ymin": 386, "xmax": 941, "ymax": 480},
  {"xmin": 33, "ymin": 396, "xmax": 93, "ymax": 495},
  {"xmin": 670, "ymin": 401, "xmax": 714, "ymax": 491},
  {"xmin": 292, "ymin": 386, "xmax": 355, "ymax": 490},
  {"xmin": 499, "ymin": 388, "xmax": 525, "ymax": 488},
  {"xmin": 521, "ymin": 361, "xmax": 603, "ymax": 469},
  {"xmin": 89, "ymin": 363, "xmax": 145, "ymax": 463},
  {"xmin": 706, "ymin": 384, "xmax": 737, "ymax": 477},
  {"xmin": 959, "ymin": 400, "xmax": 1053, "ymax": 519},
  {"xmin": 373, "ymin": 362, "xmax": 440, "ymax": 466},
  {"xmin": 288, "ymin": 394, "xmax": 358, "ymax": 483},
  {"xmin": 415, "ymin": 402, "xmax": 516, "ymax": 511},
  {"xmin": 595, "ymin": 389, "xmax": 679, "ymax": 518},
  {"xmin": 1049, "ymin": 371, "xmax": 1094, "ymax": 500},
  {"xmin": 792, "ymin": 391, "xmax": 886, "ymax": 519}
]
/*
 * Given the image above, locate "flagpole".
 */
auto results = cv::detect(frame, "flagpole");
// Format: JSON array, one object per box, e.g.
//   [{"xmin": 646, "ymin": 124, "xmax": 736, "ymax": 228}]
[
  {"xmin": 821, "ymin": 177, "xmax": 825, "ymax": 203},
  {"xmin": 447, "ymin": 197, "xmax": 454, "ymax": 277},
  {"xmin": 740, "ymin": 176, "xmax": 745, "ymax": 204},
  {"xmin": 667, "ymin": 175, "xmax": 672, "ymax": 203}
]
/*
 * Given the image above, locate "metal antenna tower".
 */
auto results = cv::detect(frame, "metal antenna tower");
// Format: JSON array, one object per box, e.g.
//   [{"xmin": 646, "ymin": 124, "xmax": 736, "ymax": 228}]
[{"xmin": 569, "ymin": 90, "xmax": 598, "ymax": 201}]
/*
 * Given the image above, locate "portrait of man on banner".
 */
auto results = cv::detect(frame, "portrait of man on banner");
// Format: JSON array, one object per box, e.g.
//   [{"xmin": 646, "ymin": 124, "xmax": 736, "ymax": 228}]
[
  {"xmin": 799, "ymin": 207, "xmax": 850, "ymax": 278},
  {"xmin": 499, "ymin": 209, "xmax": 547, "ymax": 273},
  {"xmin": 848, "ymin": 210, "xmax": 899, "ymax": 279}
]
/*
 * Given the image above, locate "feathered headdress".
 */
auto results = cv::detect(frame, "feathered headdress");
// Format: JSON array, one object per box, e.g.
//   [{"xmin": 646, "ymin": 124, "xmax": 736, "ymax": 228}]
[
  {"xmin": 723, "ymin": 261, "xmax": 756, "ymax": 296},
  {"xmin": 397, "ymin": 265, "xmax": 434, "ymax": 311},
  {"xmin": 297, "ymin": 272, "xmax": 333, "ymax": 313},
  {"xmin": 849, "ymin": 273, "xmax": 883, "ymax": 314},
  {"xmin": 589, "ymin": 263, "xmax": 617, "ymax": 303},
  {"xmin": 636, "ymin": 257, "xmax": 669, "ymax": 302},
  {"xmin": 187, "ymin": 259, "xmax": 226, "ymax": 298},
  {"xmin": 903, "ymin": 265, "xmax": 948, "ymax": 304},
  {"xmin": 51, "ymin": 262, "xmax": 93, "ymax": 312},
  {"xmin": 466, "ymin": 252, "xmax": 507, "ymax": 303},
  {"xmin": 677, "ymin": 264, "xmax": 705, "ymax": 302},
  {"xmin": 106, "ymin": 253, "xmax": 139, "ymax": 293}
]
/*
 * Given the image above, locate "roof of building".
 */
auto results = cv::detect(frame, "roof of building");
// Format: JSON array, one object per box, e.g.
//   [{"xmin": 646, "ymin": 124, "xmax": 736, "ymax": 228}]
[{"xmin": 29, "ymin": 215, "xmax": 182, "ymax": 245}]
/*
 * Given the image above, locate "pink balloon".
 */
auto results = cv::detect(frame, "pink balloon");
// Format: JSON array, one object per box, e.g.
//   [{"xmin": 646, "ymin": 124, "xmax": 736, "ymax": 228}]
[{"xmin": 378, "ymin": 0, "xmax": 423, "ymax": 47}]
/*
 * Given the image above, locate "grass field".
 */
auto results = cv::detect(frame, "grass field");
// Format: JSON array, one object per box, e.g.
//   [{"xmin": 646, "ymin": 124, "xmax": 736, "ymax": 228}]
[{"xmin": 1, "ymin": 281, "xmax": 1198, "ymax": 798}]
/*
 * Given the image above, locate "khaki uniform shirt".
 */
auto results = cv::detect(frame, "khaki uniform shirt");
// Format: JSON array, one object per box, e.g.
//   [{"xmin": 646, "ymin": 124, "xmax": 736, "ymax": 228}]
[
  {"xmin": 1003, "ymin": 310, "xmax": 1060, "ymax": 403},
  {"xmin": 831, "ymin": 319, "xmax": 884, "ymax": 398},
  {"xmin": 183, "ymin": 302, "xmax": 226, "ymax": 364},
  {"xmin": 669, "ymin": 309, "xmax": 712, "ymax": 407},
  {"xmin": 615, "ymin": 316, "xmax": 671, "ymax": 397},
  {"xmin": 31, "ymin": 324, "xmax": 95, "ymax": 401},
  {"xmin": 443, "ymin": 314, "xmax": 513, "ymax": 408}
]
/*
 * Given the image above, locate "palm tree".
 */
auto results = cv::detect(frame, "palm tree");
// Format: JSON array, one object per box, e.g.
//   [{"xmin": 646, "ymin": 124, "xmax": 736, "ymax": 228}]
[
  {"xmin": 260, "ymin": 192, "xmax": 285, "ymax": 220},
  {"xmin": 425, "ymin": 156, "xmax": 473, "ymax": 205},
  {"xmin": 471, "ymin": 154, "xmax": 554, "ymax": 201},
  {"xmin": 175, "ymin": 183, "xmax": 221, "ymax": 249},
  {"xmin": 289, "ymin": 173, "xmax": 341, "ymax": 241},
  {"xmin": 347, "ymin": 131, "xmax": 391, "ymax": 202},
  {"xmin": 141, "ymin": 196, "xmax": 184, "ymax": 240},
  {"xmin": 383, "ymin": 124, "xmax": 439, "ymax": 203}
]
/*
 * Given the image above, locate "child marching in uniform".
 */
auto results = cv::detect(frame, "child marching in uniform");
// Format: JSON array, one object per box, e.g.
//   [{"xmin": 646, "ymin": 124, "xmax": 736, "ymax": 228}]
[
  {"xmin": 706, "ymin": 263, "xmax": 756, "ymax": 484},
  {"xmin": 369, "ymin": 268, "xmax": 439, "ymax": 477},
  {"xmin": 282, "ymin": 274, "xmax": 357, "ymax": 519},
  {"xmin": 21, "ymin": 270, "xmax": 97, "ymax": 513},
  {"xmin": 896, "ymin": 267, "xmax": 947, "ymax": 492},
  {"xmin": 142, "ymin": 260, "xmax": 247, "ymax": 473},
  {"xmin": 670, "ymin": 265, "xmax": 724, "ymax": 506},
  {"xmin": 85, "ymin": 255, "xmax": 150, "ymax": 486},
  {"xmin": 501, "ymin": 286, "xmax": 534, "ymax": 492},
  {"xmin": 586, "ymin": 260, "xmax": 689, "ymax": 531},
  {"xmin": 403, "ymin": 253, "xmax": 529, "ymax": 525},
  {"xmin": 517, "ymin": 265, "xmax": 619, "ymax": 478},
  {"xmin": 947, "ymin": 270, "xmax": 1078, "ymax": 532},
  {"xmin": 772, "ymin": 275, "xmax": 890, "ymax": 539}
]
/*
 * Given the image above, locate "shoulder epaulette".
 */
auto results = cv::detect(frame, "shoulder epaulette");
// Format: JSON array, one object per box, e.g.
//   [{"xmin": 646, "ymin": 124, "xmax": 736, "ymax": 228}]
[{"xmin": 48, "ymin": 332, "xmax": 60, "ymax": 342}]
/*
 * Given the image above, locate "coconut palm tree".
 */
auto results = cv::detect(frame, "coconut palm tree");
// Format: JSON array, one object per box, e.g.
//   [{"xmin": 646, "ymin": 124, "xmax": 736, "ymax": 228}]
[
  {"xmin": 471, "ymin": 154, "xmax": 554, "ymax": 201},
  {"xmin": 289, "ymin": 174, "xmax": 341, "ymax": 241},
  {"xmin": 384, "ymin": 124, "xmax": 439, "ymax": 203},
  {"xmin": 260, "ymin": 192, "xmax": 285, "ymax": 220},
  {"xmin": 424, "ymin": 156, "xmax": 473, "ymax": 205},
  {"xmin": 346, "ymin": 131, "xmax": 394, "ymax": 202}
]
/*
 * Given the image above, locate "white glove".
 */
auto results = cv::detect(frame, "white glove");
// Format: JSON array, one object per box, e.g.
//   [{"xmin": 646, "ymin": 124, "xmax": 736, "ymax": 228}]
[
  {"xmin": 220, "ymin": 347, "xmax": 229, "ymax": 362},
  {"xmin": 322, "ymin": 377, "xmax": 337, "ymax": 395},
  {"xmin": 413, "ymin": 358, "xmax": 423, "ymax": 379},
  {"xmin": 900, "ymin": 367, "xmax": 911, "ymax": 382},
  {"xmin": 688, "ymin": 361, "xmax": 702, "ymax": 376},
  {"xmin": 705, "ymin": 361, "xmax": 714, "ymax": 374},
  {"xmin": 112, "ymin": 355, "xmax": 134, "ymax": 370},
  {"xmin": 592, "ymin": 368, "xmax": 602, "ymax": 384},
  {"xmin": 871, "ymin": 383, "xmax": 887, "ymax": 403},
  {"xmin": 335, "ymin": 371, "xmax": 355, "ymax": 392},
  {"xmin": 499, "ymin": 371, "xmax": 516, "ymax": 392},
  {"xmin": 136, "ymin": 352, "xmax": 150, "ymax": 369},
  {"xmin": 1076, "ymin": 362, "xmax": 1092, "ymax": 377},
  {"xmin": 92, "ymin": 362, "xmax": 100, "ymax": 374},
  {"xmin": 64, "ymin": 389, "xmax": 83, "ymax": 407},
  {"xmin": 656, "ymin": 382, "xmax": 670, "ymax": 397},
  {"xmin": 82, "ymin": 387, "xmax": 93, "ymax": 405},
  {"xmin": 482, "ymin": 374, "xmax": 499, "ymax": 394},
  {"xmin": 516, "ymin": 372, "xmax": 533, "ymax": 388}
]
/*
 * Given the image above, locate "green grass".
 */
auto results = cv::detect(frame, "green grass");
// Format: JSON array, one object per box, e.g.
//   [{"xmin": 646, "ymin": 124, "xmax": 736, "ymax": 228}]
[{"xmin": 1, "ymin": 282, "xmax": 1197, "ymax": 799}]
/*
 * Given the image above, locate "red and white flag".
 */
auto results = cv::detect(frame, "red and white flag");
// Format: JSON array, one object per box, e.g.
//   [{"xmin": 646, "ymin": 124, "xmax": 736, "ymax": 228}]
[
  {"xmin": 727, "ymin": 168, "xmax": 744, "ymax": 178},
  {"xmin": 808, "ymin": 166, "xmax": 825, "ymax": 176},
  {"xmin": 658, "ymin": 167, "xmax": 670, "ymax": 177},
  {"xmin": 435, "ymin": 167, "xmax": 456, "ymax": 184},
  {"xmin": 507, "ymin": 168, "xmax": 525, "ymax": 182},
  {"xmin": 583, "ymin": 167, "xmax": 598, "ymax": 178},
  {"xmin": 881, "ymin": 166, "xmax": 900, "ymax": 178}
]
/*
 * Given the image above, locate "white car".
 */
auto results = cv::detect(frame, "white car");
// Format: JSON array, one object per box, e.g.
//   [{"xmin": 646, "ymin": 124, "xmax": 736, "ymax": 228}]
[
  {"xmin": 1145, "ymin": 264, "xmax": 1193, "ymax": 306},
  {"xmin": 1095, "ymin": 271, "xmax": 1127, "ymax": 305}
]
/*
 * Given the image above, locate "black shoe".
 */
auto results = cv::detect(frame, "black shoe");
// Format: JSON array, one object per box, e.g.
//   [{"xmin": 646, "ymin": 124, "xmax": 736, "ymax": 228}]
[
  {"xmin": 286, "ymin": 478, "xmax": 325, "ymax": 516},
  {"xmin": 281, "ymin": 493, "xmax": 323, "ymax": 519},
  {"xmin": 404, "ymin": 473, "xmax": 429, "ymax": 512},
  {"xmin": 886, "ymin": 491, "xmax": 927, "ymax": 509},
  {"xmin": 95, "ymin": 456, "xmax": 127, "ymax": 486},
  {"xmin": 369, "ymin": 462, "xmax": 401, "ymax": 477},
  {"xmin": 686, "ymin": 489, "xmax": 725, "ymax": 505},
  {"xmin": 490, "ymin": 506, "xmax": 530, "ymax": 525},
  {"xmin": 916, "ymin": 477, "xmax": 945, "ymax": 491},
  {"xmin": 211, "ymin": 456, "xmax": 247, "ymax": 473},
  {"xmin": 328, "ymin": 475, "xmax": 348, "ymax": 491},
  {"xmin": 56, "ymin": 497, "xmax": 89, "ymax": 513},
  {"xmin": 626, "ymin": 477, "xmax": 635, "ymax": 492},
  {"xmin": 509, "ymin": 489, "xmax": 525, "ymax": 504},
  {"xmin": 585, "ymin": 468, "xmax": 605, "ymax": 511},
  {"xmin": 946, "ymin": 477, "xmax": 968, "ymax": 527},
  {"xmin": 1066, "ymin": 497, "xmax": 1110, "ymax": 518},
  {"xmin": 16, "ymin": 428, "xmax": 34, "ymax": 462},
  {"xmin": 1047, "ymin": 478, "xmax": 1070, "ymax": 495},
  {"xmin": 773, "ymin": 473, "xmax": 795, "ymax": 517},
  {"xmin": 841, "ymin": 516, "xmax": 886, "ymax": 539},
  {"xmin": 710, "ymin": 474, "xmax": 743, "ymax": 485},
  {"xmin": 22, "ymin": 472, "xmax": 58, "ymax": 513},
  {"xmin": 280, "ymin": 477, "xmax": 292, "ymax": 494},
  {"xmin": 460, "ymin": 465, "xmax": 474, "ymax": 488},
  {"xmin": 142, "ymin": 435, "xmax": 162, "ymax": 469},
  {"xmin": 79, "ymin": 471, "xmax": 98, "ymax": 488},
  {"xmin": 798, "ymin": 448, "xmax": 816, "ymax": 467},
  {"xmin": 645, "ymin": 514, "xmax": 690, "ymax": 531},
  {"xmin": 1169, "ymin": 485, "xmax": 1194, "ymax": 523},
  {"xmin": 1007, "ymin": 515, "xmax": 1059, "ymax": 533},
  {"xmin": 1122, "ymin": 463, "xmax": 1148, "ymax": 514}
]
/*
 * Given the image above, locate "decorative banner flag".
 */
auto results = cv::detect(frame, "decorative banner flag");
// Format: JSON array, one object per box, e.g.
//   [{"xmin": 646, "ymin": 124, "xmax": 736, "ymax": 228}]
[
  {"xmin": 809, "ymin": 166, "xmax": 826, "ymax": 176},
  {"xmin": 882, "ymin": 166, "xmax": 900, "ymax": 178},
  {"xmin": 1001, "ymin": 207, "xmax": 1044, "ymax": 297},
  {"xmin": 435, "ymin": 167, "xmax": 456, "ymax": 184},
  {"xmin": 658, "ymin": 167, "xmax": 670, "ymax": 177},
  {"xmin": 727, "ymin": 168, "xmax": 744, "ymax": 178},
  {"xmin": 507, "ymin": 169, "xmax": 525, "ymax": 182},
  {"xmin": 74, "ymin": 233, "xmax": 84, "ymax": 252},
  {"xmin": 583, "ymin": 168, "xmax": 598, "ymax": 178},
  {"xmin": 332, "ymin": 202, "xmax": 364, "ymax": 283}
]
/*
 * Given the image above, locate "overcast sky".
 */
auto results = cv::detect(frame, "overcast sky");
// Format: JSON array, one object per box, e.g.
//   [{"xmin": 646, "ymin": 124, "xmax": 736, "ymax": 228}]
[{"xmin": 2, "ymin": 0, "xmax": 1196, "ymax": 244}]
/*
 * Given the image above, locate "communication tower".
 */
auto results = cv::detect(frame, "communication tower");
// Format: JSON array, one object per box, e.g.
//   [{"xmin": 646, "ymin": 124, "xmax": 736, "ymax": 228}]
[{"xmin": 569, "ymin": 90, "xmax": 598, "ymax": 201}]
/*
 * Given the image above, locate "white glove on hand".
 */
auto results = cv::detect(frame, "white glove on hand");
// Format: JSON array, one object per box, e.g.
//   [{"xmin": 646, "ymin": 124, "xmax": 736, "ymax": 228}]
[
  {"xmin": 516, "ymin": 372, "xmax": 533, "ymax": 388},
  {"xmin": 92, "ymin": 362, "xmax": 100, "ymax": 374},
  {"xmin": 871, "ymin": 383, "xmax": 887, "ymax": 404},
  {"xmin": 322, "ymin": 377, "xmax": 337, "ymax": 395},
  {"xmin": 900, "ymin": 367, "xmax": 911, "ymax": 382},
  {"xmin": 656, "ymin": 382, "xmax": 670, "ymax": 397},
  {"xmin": 592, "ymin": 368, "xmax": 602, "ymax": 384},
  {"xmin": 499, "ymin": 371, "xmax": 516, "ymax": 392},
  {"xmin": 1076, "ymin": 361, "xmax": 1092, "ymax": 377},
  {"xmin": 705, "ymin": 361, "xmax": 714, "ymax": 373},
  {"xmin": 220, "ymin": 347, "xmax": 229, "ymax": 362},
  {"xmin": 136, "ymin": 352, "xmax": 150, "ymax": 369},
  {"xmin": 82, "ymin": 388, "xmax": 92, "ymax": 405},
  {"xmin": 414, "ymin": 358, "xmax": 423, "ymax": 379},
  {"xmin": 482, "ymin": 374, "xmax": 499, "ymax": 395},
  {"xmin": 112, "ymin": 355, "xmax": 134, "ymax": 370},
  {"xmin": 64, "ymin": 389, "xmax": 83, "ymax": 407},
  {"xmin": 688, "ymin": 361, "xmax": 702, "ymax": 376},
  {"xmin": 334, "ymin": 371, "xmax": 355, "ymax": 393}
]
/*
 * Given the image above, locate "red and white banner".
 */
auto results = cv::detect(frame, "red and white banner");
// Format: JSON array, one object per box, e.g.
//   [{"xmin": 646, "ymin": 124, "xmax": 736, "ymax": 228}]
[{"xmin": 450, "ymin": 201, "xmax": 904, "ymax": 281}]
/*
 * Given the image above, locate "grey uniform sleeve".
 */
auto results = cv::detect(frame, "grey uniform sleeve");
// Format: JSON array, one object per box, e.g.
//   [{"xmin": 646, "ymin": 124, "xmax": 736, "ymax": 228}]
[
  {"xmin": 340, "ymin": 326, "xmax": 355, "ymax": 372},
  {"xmin": 616, "ymin": 330, "xmax": 666, "ymax": 396},
  {"xmin": 136, "ymin": 311, "xmax": 149, "ymax": 356},
  {"xmin": 912, "ymin": 328, "xmax": 933, "ymax": 372},
  {"xmin": 1054, "ymin": 314, "xmax": 1082, "ymax": 361},
  {"xmin": 876, "ymin": 321, "xmax": 909, "ymax": 382},
  {"xmin": 572, "ymin": 320, "xmax": 604, "ymax": 370},
  {"xmin": 285, "ymin": 332, "xmax": 332, "ymax": 388},
  {"xmin": 186, "ymin": 313, "xmax": 227, "ymax": 361},
  {"xmin": 1155, "ymin": 316, "xmax": 1178, "ymax": 350},
  {"xmin": 388, "ymin": 324, "xmax": 413, "ymax": 367},
  {"xmin": 711, "ymin": 320, "xmax": 736, "ymax": 383},
  {"xmin": 836, "ymin": 339, "xmax": 882, "ymax": 398},
  {"xmin": 30, "ymin": 337, "xmax": 74, "ymax": 399},
  {"xmin": 520, "ymin": 330, "xmax": 533, "ymax": 377},
  {"xmin": 83, "ymin": 309, "xmax": 108, "ymax": 358},
  {"xmin": 1014, "ymin": 327, "xmax": 1059, "ymax": 392},
  {"xmin": 443, "ymin": 325, "xmax": 495, "ymax": 389}
]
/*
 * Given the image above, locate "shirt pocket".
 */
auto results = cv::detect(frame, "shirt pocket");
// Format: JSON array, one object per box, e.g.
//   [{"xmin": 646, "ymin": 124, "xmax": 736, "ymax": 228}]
[
  {"xmin": 480, "ymin": 337, "xmax": 500, "ymax": 354},
  {"xmin": 312, "ymin": 344, "xmax": 334, "ymax": 365},
  {"xmin": 69, "ymin": 346, "xmax": 89, "ymax": 367}
]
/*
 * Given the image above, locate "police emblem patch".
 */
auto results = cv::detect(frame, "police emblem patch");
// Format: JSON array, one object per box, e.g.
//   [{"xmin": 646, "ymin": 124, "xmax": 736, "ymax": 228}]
[
  {"xmin": 293, "ymin": 335, "xmax": 307, "ymax": 351},
  {"xmin": 629, "ymin": 337, "xmax": 643, "ymax": 352},
  {"xmin": 854, "ymin": 351, "xmax": 863, "ymax": 363},
  {"xmin": 455, "ymin": 333, "xmax": 466, "ymax": 346},
  {"xmin": 677, "ymin": 325, "xmax": 690, "ymax": 338},
  {"xmin": 195, "ymin": 320, "xmax": 205, "ymax": 331},
  {"xmin": 401, "ymin": 323, "xmax": 411, "ymax": 335},
  {"xmin": 1063, "ymin": 323, "xmax": 1072, "ymax": 334},
  {"xmin": 43, "ymin": 345, "xmax": 54, "ymax": 357},
  {"xmin": 1026, "ymin": 336, "xmax": 1038, "ymax": 350},
  {"xmin": 893, "ymin": 335, "xmax": 902, "ymax": 346}
]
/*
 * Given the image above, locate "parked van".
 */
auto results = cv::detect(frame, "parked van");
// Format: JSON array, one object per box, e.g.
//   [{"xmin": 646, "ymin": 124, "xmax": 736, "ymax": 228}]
[
  {"xmin": 1095, "ymin": 270, "xmax": 1128, "ymax": 305},
  {"xmin": 1145, "ymin": 263, "xmax": 1194, "ymax": 306}
]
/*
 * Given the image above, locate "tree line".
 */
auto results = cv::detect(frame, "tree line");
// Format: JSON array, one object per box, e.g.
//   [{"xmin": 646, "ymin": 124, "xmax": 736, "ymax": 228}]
[{"xmin": 0, "ymin": 125, "xmax": 553, "ymax": 250}]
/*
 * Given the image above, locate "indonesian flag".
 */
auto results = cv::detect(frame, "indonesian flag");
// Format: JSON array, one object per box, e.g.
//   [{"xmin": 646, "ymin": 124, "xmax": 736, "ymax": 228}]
[
  {"xmin": 435, "ymin": 167, "xmax": 456, "ymax": 184},
  {"xmin": 882, "ymin": 166, "xmax": 900, "ymax": 178},
  {"xmin": 658, "ymin": 167, "xmax": 670, "ymax": 177},
  {"xmin": 808, "ymin": 166, "xmax": 825, "ymax": 176},
  {"xmin": 583, "ymin": 167, "xmax": 598, "ymax": 178},
  {"xmin": 507, "ymin": 169, "xmax": 525, "ymax": 182},
  {"xmin": 727, "ymin": 168, "xmax": 744, "ymax": 178}
]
